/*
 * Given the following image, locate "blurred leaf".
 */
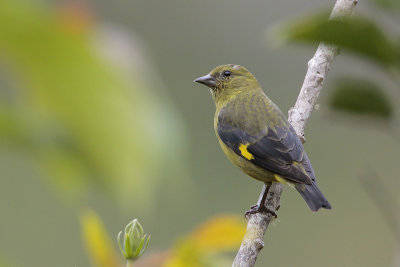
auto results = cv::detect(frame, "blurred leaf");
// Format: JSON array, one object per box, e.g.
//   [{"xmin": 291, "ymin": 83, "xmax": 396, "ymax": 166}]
[
  {"xmin": 164, "ymin": 241, "xmax": 208, "ymax": 267},
  {"xmin": 81, "ymin": 210, "xmax": 121, "ymax": 267},
  {"xmin": 0, "ymin": 255, "xmax": 17, "ymax": 267},
  {"xmin": 0, "ymin": 106, "xmax": 29, "ymax": 145},
  {"xmin": 190, "ymin": 215, "xmax": 245, "ymax": 252},
  {"xmin": 329, "ymin": 78, "xmax": 393, "ymax": 119},
  {"xmin": 372, "ymin": 0, "xmax": 400, "ymax": 14},
  {"xmin": 55, "ymin": 2, "xmax": 94, "ymax": 35},
  {"xmin": 163, "ymin": 214, "xmax": 245, "ymax": 267},
  {"xmin": 277, "ymin": 12, "xmax": 400, "ymax": 67},
  {"xmin": 0, "ymin": 0, "xmax": 187, "ymax": 207}
]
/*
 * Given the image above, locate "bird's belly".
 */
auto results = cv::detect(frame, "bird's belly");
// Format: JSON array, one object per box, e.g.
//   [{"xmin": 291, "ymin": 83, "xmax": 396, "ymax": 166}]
[{"xmin": 218, "ymin": 139, "xmax": 276, "ymax": 183}]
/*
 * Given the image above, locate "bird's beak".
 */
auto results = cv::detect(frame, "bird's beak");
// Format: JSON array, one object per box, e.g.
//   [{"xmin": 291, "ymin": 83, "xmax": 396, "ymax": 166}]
[{"xmin": 194, "ymin": 74, "xmax": 217, "ymax": 88}]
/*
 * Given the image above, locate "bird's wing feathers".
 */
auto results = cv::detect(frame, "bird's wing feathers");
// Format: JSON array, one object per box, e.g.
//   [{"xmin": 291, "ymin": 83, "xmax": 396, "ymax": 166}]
[{"xmin": 217, "ymin": 109, "xmax": 313, "ymax": 185}]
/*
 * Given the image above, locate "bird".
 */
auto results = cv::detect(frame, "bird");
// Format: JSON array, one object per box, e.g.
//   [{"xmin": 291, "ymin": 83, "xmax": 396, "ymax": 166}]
[{"xmin": 194, "ymin": 64, "xmax": 331, "ymax": 213}]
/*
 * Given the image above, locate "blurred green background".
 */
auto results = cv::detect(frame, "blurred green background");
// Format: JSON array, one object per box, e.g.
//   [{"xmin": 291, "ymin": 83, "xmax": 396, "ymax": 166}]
[{"xmin": 0, "ymin": 0, "xmax": 399, "ymax": 266}]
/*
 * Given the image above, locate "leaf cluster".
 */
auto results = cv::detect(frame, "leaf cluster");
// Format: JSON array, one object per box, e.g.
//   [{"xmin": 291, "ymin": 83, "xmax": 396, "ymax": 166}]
[{"xmin": 278, "ymin": 0, "xmax": 400, "ymax": 120}]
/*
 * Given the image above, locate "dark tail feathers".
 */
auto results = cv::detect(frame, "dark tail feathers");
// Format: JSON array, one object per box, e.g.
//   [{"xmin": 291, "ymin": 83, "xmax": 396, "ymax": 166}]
[{"xmin": 295, "ymin": 182, "xmax": 332, "ymax": 212}]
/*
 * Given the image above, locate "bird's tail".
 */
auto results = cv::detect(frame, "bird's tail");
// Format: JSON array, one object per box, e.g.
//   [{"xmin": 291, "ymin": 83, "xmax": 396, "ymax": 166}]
[{"xmin": 295, "ymin": 182, "xmax": 332, "ymax": 212}]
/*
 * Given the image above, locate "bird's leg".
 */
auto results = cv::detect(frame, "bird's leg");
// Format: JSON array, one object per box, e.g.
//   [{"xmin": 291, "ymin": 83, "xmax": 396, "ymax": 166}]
[
  {"xmin": 253, "ymin": 184, "xmax": 269, "ymax": 209},
  {"xmin": 245, "ymin": 183, "xmax": 278, "ymax": 218}
]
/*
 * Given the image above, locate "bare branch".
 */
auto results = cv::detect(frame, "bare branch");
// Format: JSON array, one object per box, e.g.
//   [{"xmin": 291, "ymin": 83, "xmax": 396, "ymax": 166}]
[
  {"xmin": 233, "ymin": 0, "xmax": 358, "ymax": 266},
  {"xmin": 233, "ymin": 184, "xmax": 283, "ymax": 267}
]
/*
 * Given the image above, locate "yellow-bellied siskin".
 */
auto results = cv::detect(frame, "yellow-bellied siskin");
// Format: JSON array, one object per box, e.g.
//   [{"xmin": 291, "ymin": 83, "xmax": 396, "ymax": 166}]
[{"xmin": 194, "ymin": 64, "xmax": 331, "ymax": 212}]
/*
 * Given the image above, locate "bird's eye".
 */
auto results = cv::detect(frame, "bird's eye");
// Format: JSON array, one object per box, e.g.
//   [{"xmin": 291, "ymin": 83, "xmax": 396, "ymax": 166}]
[{"xmin": 223, "ymin": 70, "xmax": 231, "ymax": 77}]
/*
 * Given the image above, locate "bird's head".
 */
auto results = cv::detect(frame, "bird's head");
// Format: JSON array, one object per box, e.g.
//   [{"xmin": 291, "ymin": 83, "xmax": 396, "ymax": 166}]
[{"xmin": 194, "ymin": 64, "xmax": 260, "ymax": 104}]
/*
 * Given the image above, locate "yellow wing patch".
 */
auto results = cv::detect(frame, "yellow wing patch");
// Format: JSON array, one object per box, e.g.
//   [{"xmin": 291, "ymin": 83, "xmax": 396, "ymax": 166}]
[{"xmin": 239, "ymin": 144, "xmax": 254, "ymax": 160}]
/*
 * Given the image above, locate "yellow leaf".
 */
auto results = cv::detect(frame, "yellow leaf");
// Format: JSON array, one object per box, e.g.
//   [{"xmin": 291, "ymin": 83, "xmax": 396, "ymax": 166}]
[
  {"xmin": 163, "ymin": 215, "xmax": 245, "ymax": 267},
  {"xmin": 164, "ymin": 240, "xmax": 211, "ymax": 267},
  {"xmin": 190, "ymin": 214, "xmax": 246, "ymax": 252},
  {"xmin": 80, "ymin": 210, "xmax": 121, "ymax": 267}
]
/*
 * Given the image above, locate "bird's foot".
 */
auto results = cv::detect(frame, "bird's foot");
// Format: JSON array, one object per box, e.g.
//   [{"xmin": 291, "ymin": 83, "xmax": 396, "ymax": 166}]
[{"xmin": 245, "ymin": 204, "xmax": 277, "ymax": 219}]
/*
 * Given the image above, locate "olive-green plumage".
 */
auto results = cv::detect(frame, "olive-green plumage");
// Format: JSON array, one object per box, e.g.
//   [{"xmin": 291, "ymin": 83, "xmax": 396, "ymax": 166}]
[{"xmin": 195, "ymin": 64, "xmax": 331, "ymax": 211}]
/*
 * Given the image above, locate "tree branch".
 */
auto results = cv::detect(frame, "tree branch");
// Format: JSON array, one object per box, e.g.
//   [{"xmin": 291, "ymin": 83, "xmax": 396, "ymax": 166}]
[{"xmin": 233, "ymin": 1, "xmax": 358, "ymax": 266}]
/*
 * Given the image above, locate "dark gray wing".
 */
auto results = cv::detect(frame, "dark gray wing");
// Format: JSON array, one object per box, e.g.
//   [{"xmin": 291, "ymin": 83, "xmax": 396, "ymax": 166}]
[{"xmin": 218, "ymin": 113, "xmax": 313, "ymax": 185}]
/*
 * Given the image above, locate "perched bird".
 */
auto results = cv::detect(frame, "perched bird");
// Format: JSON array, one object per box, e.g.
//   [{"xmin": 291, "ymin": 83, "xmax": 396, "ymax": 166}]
[{"xmin": 194, "ymin": 64, "xmax": 331, "ymax": 212}]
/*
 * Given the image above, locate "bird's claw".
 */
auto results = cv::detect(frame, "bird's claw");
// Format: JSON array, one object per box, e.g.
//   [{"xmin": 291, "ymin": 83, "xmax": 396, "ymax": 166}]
[{"xmin": 245, "ymin": 204, "xmax": 278, "ymax": 219}]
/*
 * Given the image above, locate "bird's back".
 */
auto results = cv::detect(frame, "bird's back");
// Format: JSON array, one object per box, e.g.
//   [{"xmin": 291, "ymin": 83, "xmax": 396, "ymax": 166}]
[{"xmin": 214, "ymin": 88, "xmax": 288, "ymax": 139}]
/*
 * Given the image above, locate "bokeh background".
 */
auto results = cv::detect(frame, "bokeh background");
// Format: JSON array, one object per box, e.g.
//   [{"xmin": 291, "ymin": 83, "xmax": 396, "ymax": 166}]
[{"xmin": 1, "ymin": 0, "xmax": 399, "ymax": 266}]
